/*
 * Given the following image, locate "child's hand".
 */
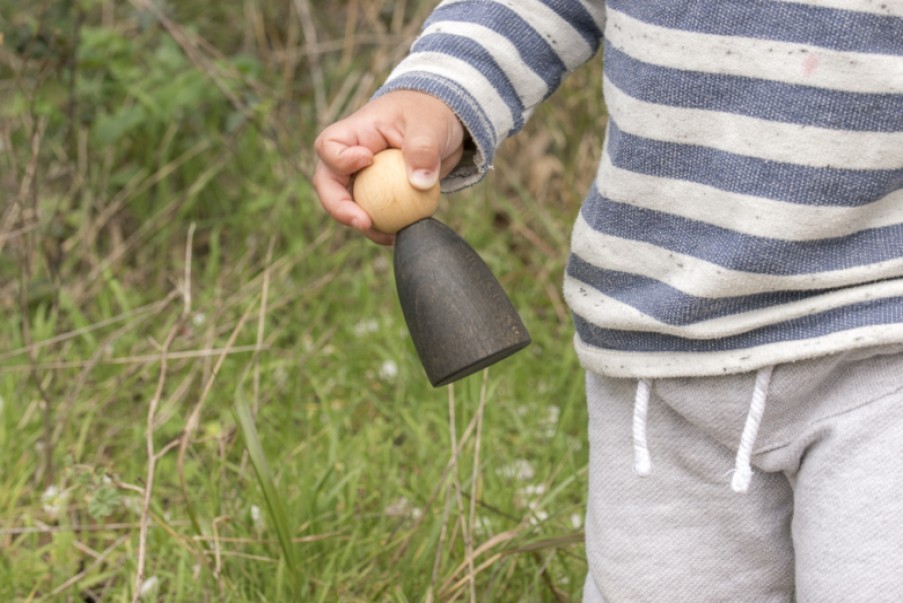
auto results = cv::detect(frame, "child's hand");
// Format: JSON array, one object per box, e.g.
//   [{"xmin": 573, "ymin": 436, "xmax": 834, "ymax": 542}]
[{"xmin": 313, "ymin": 91, "xmax": 465, "ymax": 244}]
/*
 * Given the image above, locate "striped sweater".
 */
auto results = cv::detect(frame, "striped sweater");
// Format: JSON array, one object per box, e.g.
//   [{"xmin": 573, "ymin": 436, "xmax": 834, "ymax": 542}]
[{"xmin": 376, "ymin": 0, "xmax": 903, "ymax": 378}]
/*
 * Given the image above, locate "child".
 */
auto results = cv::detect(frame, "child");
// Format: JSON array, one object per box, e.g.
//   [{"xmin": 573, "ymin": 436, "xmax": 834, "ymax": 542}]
[{"xmin": 314, "ymin": 1, "xmax": 903, "ymax": 600}]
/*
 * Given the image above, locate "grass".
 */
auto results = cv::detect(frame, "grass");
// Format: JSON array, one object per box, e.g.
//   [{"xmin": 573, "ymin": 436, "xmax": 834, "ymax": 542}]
[{"xmin": 0, "ymin": 1, "xmax": 605, "ymax": 600}]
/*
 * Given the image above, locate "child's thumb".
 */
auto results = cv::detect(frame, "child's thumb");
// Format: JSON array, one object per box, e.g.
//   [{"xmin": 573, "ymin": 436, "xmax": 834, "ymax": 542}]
[{"xmin": 402, "ymin": 135, "xmax": 442, "ymax": 191}]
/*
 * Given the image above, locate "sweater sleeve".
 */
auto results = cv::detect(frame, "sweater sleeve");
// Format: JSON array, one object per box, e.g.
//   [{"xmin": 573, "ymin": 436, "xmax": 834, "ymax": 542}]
[{"xmin": 373, "ymin": 0, "xmax": 606, "ymax": 191}]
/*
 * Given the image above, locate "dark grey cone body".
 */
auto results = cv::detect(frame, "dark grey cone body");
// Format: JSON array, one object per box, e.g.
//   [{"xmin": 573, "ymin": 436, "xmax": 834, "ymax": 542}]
[{"xmin": 394, "ymin": 218, "xmax": 531, "ymax": 387}]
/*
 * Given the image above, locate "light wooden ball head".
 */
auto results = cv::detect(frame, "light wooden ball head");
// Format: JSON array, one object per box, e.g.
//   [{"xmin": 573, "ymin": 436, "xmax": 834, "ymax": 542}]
[{"xmin": 352, "ymin": 149, "xmax": 439, "ymax": 234}]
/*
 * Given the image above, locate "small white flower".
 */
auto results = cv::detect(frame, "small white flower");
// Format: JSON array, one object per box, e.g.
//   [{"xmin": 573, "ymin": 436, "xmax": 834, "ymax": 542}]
[
  {"xmin": 378, "ymin": 360, "xmax": 399, "ymax": 381},
  {"xmin": 139, "ymin": 576, "xmax": 160, "ymax": 599},
  {"xmin": 353, "ymin": 318, "xmax": 379, "ymax": 337},
  {"xmin": 529, "ymin": 508, "xmax": 549, "ymax": 526},
  {"xmin": 192, "ymin": 312, "xmax": 206, "ymax": 326},
  {"xmin": 384, "ymin": 496, "xmax": 419, "ymax": 519},
  {"xmin": 538, "ymin": 404, "xmax": 560, "ymax": 438},
  {"xmin": 41, "ymin": 485, "xmax": 68, "ymax": 520},
  {"xmin": 519, "ymin": 483, "xmax": 547, "ymax": 498},
  {"xmin": 497, "ymin": 459, "xmax": 535, "ymax": 481},
  {"xmin": 250, "ymin": 504, "xmax": 264, "ymax": 533},
  {"xmin": 570, "ymin": 513, "xmax": 583, "ymax": 529}
]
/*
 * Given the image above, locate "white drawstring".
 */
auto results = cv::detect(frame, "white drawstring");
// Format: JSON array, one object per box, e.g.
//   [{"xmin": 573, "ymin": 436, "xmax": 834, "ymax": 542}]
[
  {"xmin": 633, "ymin": 378, "xmax": 652, "ymax": 476},
  {"xmin": 731, "ymin": 366, "xmax": 774, "ymax": 493},
  {"xmin": 630, "ymin": 368, "xmax": 774, "ymax": 491}
]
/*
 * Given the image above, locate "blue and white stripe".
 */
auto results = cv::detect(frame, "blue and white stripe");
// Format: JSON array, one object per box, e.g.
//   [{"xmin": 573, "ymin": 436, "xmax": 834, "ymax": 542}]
[
  {"xmin": 377, "ymin": 0, "xmax": 903, "ymax": 377},
  {"xmin": 377, "ymin": 0, "xmax": 604, "ymax": 189}
]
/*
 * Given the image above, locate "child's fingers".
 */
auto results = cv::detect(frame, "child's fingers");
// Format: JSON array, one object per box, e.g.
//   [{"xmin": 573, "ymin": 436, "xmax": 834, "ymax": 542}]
[
  {"xmin": 314, "ymin": 136, "xmax": 374, "ymax": 175},
  {"xmin": 400, "ymin": 101, "xmax": 465, "ymax": 189},
  {"xmin": 312, "ymin": 91, "xmax": 464, "ymax": 245},
  {"xmin": 313, "ymin": 162, "xmax": 369, "ymax": 227},
  {"xmin": 360, "ymin": 228, "xmax": 396, "ymax": 246},
  {"xmin": 402, "ymin": 133, "xmax": 442, "ymax": 190},
  {"xmin": 312, "ymin": 162, "xmax": 396, "ymax": 246},
  {"xmin": 439, "ymin": 145, "xmax": 466, "ymax": 180}
]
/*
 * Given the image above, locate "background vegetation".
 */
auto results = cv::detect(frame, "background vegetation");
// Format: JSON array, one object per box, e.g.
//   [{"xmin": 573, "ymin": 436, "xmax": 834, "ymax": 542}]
[{"xmin": 1, "ymin": 1, "xmax": 606, "ymax": 600}]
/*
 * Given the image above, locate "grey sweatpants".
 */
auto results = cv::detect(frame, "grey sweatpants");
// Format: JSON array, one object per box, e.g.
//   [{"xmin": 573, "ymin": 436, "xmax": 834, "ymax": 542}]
[{"xmin": 582, "ymin": 345, "xmax": 903, "ymax": 602}]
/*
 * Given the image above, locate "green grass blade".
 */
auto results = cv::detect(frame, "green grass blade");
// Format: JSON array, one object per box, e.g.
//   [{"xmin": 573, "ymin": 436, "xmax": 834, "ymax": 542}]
[{"xmin": 232, "ymin": 395, "xmax": 300, "ymax": 580}]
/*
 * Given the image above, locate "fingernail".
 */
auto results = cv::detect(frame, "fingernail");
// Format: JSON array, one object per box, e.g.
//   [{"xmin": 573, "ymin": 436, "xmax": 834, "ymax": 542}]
[
  {"xmin": 409, "ymin": 169, "xmax": 437, "ymax": 190},
  {"xmin": 350, "ymin": 218, "xmax": 364, "ymax": 231}
]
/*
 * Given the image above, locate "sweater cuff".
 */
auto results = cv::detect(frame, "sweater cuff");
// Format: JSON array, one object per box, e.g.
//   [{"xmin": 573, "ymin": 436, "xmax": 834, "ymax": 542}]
[{"xmin": 373, "ymin": 72, "xmax": 497, "ymax": 192}]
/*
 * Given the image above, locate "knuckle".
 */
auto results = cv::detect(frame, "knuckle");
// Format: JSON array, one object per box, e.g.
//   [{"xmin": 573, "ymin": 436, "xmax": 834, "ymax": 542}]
[{"xmin": 313, "ymin": 133, "xmax": 328, "ymax": 158}]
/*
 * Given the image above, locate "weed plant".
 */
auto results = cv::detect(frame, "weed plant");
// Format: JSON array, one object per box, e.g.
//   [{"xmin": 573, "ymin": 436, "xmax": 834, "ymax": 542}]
[{"xmin": 1, "ymin": 1, "xmax": 605, "ymax": 600}]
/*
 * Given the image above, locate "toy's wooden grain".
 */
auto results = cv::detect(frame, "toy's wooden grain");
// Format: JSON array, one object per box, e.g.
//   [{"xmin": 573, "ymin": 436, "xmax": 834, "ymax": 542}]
[{"xmin": 394, "ymin": 219, "xmax": 531, "ymax": 386}]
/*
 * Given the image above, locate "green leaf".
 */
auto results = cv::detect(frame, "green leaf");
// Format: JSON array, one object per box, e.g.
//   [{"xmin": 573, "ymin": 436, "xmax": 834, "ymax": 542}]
[
  {"xmin": 88, "ymin": 484, "xmax": 121, "ymax": 519},
  {"xmin": 232, "ymin": 395, "xmax": 300, "ymax": 581}
]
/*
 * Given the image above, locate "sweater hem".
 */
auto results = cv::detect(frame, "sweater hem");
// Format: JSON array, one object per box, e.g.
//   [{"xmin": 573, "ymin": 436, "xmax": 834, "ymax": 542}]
[{"xmin": 573, "ymin": 324, "xmax": 903, "ymax": 378}]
